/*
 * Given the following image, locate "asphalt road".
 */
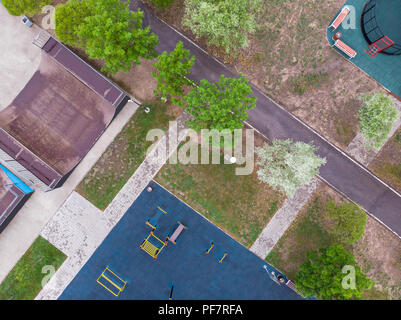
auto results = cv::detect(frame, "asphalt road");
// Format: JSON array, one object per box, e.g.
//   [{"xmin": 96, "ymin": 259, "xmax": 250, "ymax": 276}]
[{"xmin": 131, "ymin": 1, "xmax": 401, "ymax": 238}]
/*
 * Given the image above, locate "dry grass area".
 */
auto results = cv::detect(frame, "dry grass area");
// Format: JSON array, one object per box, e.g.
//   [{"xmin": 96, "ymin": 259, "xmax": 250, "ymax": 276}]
[
  {"xmin": 369, "ymin": 129, "xmax": 401, "ymax": 194},
  {"xmin": 266, "ymin": 183, "xmax": 401, "ymax": 300},
  {"xmin": 150, "ymin": 0, "xmax": 383, "ymax": 149},
  {"xmin": 155, "ymin": 127, "xmax": 286, "ymax": 247}
]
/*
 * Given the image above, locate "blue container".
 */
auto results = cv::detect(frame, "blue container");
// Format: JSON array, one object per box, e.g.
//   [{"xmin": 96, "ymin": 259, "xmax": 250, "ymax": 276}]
[{"xmin": 21, "ymin": 15, "xmax": 33, "ymax": 28}]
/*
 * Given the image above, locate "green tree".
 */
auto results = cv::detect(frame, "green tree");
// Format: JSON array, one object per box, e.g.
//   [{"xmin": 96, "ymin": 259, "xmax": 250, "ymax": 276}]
[
  {"xmin": 295, "ymin": 244, "xmax": 374, "ymax": 300},
  {"xmin": 55, "ymin": 0, "xmax": 91, "ymax": 47},
  {"xmin": 326, "ymin": 201, "xmax": 366, "ymax": 245},
  {"xmin": 55, "ymin": 0, "xmax": 159, "ymax": 75},
  {"xmin": 181, "ymin": 74, "xmax": 257, "ymax": 132},
  {"xmin": 256, "ymin": 139, "xmax": 326, "ymax": 197},
  {"xmin": 149, "ymin": 0, "xmax": 174, "ymax": 10},
  {"xmin": 358, "ymin": 92, "xmax": 399, "ymax": 149},
  {"xmin": 152, "ymin": 41, "xmax": 195, "ymax": 104},
  {"xmin": 2, "ymin": 0, "xmax": 50, "ymax": 16},
  {"xmin": 182, "ymin": 0, "xmax": 260, "ymax": 55}
]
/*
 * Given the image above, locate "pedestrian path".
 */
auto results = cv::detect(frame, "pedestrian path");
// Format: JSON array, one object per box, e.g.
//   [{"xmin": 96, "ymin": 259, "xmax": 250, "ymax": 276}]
[
  {"xmin": 132, "ymin": 0, "xmax": 401, "ymax": 238},
  {"xmin": 250, "ymin": 178, "xmax": 320, "ymax": 259},
  {"xmin": 251, "ymin": 98, "xmax": 401, "ymax": 259}
]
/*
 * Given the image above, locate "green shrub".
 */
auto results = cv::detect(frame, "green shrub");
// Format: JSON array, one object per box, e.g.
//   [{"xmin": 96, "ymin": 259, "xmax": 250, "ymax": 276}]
[
  {"xmin": 358, "ymin": 92, "xmax": 399, "ymax": 149},
  {"xmin": 182, "ymin": 0, "xmax": 260, "ymax": 55},
  {"xmin": 295, "ymin": 244, "xmax": 374, "ymax": 300},
  {"xmin": 326, "ymin": 201, "xmax": 366, "ymax": 245},
  {"xmin": 2, "ymin": 0, "xmax": 51, "ymax": 16}
]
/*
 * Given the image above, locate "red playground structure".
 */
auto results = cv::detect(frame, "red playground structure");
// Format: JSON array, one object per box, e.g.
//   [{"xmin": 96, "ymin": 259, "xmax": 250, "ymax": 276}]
[{"xmin": 365, "ymin": 36, "xmax": 395, "ymax": 57}]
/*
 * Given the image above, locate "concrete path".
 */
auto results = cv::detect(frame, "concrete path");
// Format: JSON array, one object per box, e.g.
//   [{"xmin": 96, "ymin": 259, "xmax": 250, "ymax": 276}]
[
  {"xmin": 0, "ymin": 101, "xmax": 139, "ymax": 283},
  {"xmin": 250, "ymin": 178, "xmax": 320, "ymax": 259},
  {"xmin": 36, "ymin": 113, "xmax": 190, "ymax": 299},
  {"xmin": 36, "ymin": 192, "xmax": 107, "ymax": 300},
  {"xmin": 131, "ymin": 0, "xmax": 401, "ymax": 238},
  {"xmin": 0, "ymin": 5, "xmax": 42, "ymax": 110}
]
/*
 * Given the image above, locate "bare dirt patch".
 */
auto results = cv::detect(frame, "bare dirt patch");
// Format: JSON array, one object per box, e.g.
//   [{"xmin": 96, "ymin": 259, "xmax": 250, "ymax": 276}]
[
  {"xmin": 113, "ymin": 58, "xmax": 158, "ymax": 102},
  {"xmin": 353, "ymin": 215, "xmax": 401, "ymax": 300}
]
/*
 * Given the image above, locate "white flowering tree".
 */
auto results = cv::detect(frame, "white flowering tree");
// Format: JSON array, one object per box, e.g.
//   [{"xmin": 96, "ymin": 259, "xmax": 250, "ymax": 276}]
[
  {"xmin": 255, "ymin": 139, "xmax": 326, "ymax": 197},
  {"xmin": 182, "ymin": 0, "xmax": 260, "ymax": 55}
]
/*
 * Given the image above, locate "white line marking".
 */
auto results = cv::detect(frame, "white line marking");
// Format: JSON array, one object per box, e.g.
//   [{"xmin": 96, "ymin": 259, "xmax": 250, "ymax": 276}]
[
  {"xmin": 152, "ymin": 9, "xmax": 401, "ymax": 239},
  {"xmin": 153, "ymin": 9, "xmax": 401, "ymax": 201}
]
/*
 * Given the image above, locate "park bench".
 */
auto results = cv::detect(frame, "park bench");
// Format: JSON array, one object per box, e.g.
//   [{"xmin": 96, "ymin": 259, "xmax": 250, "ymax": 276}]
[
  {"xmin": 329, "ymin": 6, "xmax": 350, "ymax": 30},
  {"xmin": 334, "ymin": 39, "xmax": 357, "ymax": 58}
]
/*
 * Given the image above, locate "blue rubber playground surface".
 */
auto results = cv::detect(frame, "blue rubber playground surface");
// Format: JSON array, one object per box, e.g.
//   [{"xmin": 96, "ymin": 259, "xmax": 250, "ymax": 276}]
[{"xmin": 60, "ymin": 181, "xmax": 302, "ymax": 300}]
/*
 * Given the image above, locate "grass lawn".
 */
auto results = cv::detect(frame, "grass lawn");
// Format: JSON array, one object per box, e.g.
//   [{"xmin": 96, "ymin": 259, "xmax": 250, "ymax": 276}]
[
  {"xmin": 155, "ymin": 128, "xmax": 285, "ymax": 247},
  {"xmin": 266, "ymin": 184, "xmax": 401, "ymax": 300},
  {"xmin": 77, "ymin": 100, "xmax": 181, "ymax": 210},
  {"xmin": 369, "ymin": 128, "xmax": 401, "ymax": 194},
  {"xmin": 0, "ymin": 236, "xmax": 66, "ymax": 300}
]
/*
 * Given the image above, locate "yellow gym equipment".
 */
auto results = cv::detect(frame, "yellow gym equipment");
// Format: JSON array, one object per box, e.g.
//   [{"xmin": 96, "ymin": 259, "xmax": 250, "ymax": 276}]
[
  {"xmin": 146, "ymin": 206, "xmax": 167, "ymax": 230},
  {"xmin": 219, "ymin": 253, "xmax": 228, "ymax": 263},
  {"xmin": 97, "ymin": 266, "xmax": 127, "ymax": 297},
  {"xmin": 140, "ymin": 231, "xmax": 167, "ymax": 259},
  {"xmin": 205, "ymin": 242, "xmax": 214, "ymax": 254}
]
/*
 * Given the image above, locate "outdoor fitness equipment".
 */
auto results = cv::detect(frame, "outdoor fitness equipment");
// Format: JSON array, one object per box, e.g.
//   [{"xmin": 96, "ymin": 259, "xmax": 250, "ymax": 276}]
[
  {"xmin": 205, "ymin": 242, "xmax": 214, "ymax": 254},
  {"xmin": 219, "ymin": 253, "xmax": 228, "ymax": 263},
  {"xmin": 140, "ymin": 231, "xmax": 167, "ymax": 259},
  {"xmin": 166, "ymin": 221, "xmax": 187, "ymax": 244},
  {"xmin": 146, "ymin": 206, "xmax": 167, "ymax": 230},
  {"xmin": 97, "ymin": 266, "xmax": 127, "ymax": 297},
  {"xmin": 365, "ymin": 36, "xmax": 395, "ymax": 57}
]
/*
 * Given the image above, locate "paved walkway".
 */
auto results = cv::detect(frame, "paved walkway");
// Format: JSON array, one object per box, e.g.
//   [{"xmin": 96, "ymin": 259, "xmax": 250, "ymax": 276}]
[
  {"xmin": 251, "ymin": 97, "xmax": 401, "ymax": 259},
  {"xmin": 0, "ymin": 6, "xmax": 42, "ymax": 110},
  {"xmin": 0, "ymin": 101, "xmax": 139, "ymax": 283},
  {"xmin": 250, "ymin": 178, "xmax": 320, "ymax": 259},
  {"xmin": 36, "ymin": 113, "xmax": 190, "ymax": 299},
  {"xmin": 131, "ymin": 0, "xmax": 401, "ymax": 238}
]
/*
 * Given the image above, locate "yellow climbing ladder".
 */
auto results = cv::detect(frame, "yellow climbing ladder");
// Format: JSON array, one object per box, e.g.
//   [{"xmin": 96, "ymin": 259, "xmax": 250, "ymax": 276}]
[{"xmin": 140, "ymin": 231, "xmax": 167, "ymax": 259}]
